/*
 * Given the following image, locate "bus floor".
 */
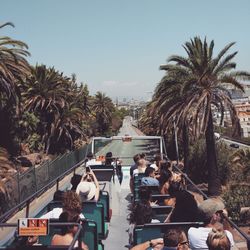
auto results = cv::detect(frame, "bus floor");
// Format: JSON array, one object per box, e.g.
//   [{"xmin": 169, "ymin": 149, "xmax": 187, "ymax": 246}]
[{"xmin": 103, "ymin": 186, "xmax": 131, "ymax": 249}]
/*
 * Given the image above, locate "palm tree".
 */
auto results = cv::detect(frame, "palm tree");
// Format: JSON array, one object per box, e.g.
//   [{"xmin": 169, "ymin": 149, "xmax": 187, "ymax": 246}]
[
  {"xmin": 156, "ymin": 37, "xmax": 250, "ymax": 196},
  {"xmin": 21, "ymin": 65, "xmax": 77, "ymax": 153},
  {"xmin": 92, "ymin": 92, "xmax": 115, "ymax": 135},
  {"xmin": 0, "ymin": 22, "xmax": 30, "ymax": 152}
]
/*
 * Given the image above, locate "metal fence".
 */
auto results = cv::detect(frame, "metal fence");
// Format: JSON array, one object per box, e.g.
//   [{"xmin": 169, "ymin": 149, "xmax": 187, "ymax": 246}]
[{"xmin": 0, "ymin": 143, "xmax": 91, "ymax": 218}]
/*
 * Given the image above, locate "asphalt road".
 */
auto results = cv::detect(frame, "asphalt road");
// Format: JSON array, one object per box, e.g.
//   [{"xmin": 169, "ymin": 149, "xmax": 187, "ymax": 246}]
[
  {"xmin": 220, "ymin": 137, "xmax": 250, "ymax": 150},
  {"xmin": 96, "ymin": 117, "xmax": 160, "ymax": 166}
]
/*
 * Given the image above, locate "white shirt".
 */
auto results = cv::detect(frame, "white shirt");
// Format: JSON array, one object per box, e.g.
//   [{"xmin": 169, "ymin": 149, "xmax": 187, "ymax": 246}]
[
  {"xmin": 150, "ymin": 163, "xmax": 159, "ymax": 171},
  {"xmin": 188, "ymin": 227, "xmax": 234, "ymax": 249},
  {"xmin": 133, "ymin": 167, "xmax": 146, "ymax": 176},
  {"xmin": 40, "ymin": 207, "xmax": 84, "ymax": 219},
  {"xmin": 86, "ymin": 159, "xmax": 102, "ymax": 167}
]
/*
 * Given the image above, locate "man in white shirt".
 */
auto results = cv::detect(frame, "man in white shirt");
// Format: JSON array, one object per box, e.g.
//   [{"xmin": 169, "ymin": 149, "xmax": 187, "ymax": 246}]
[
  {"xmin": 86, "ymin": 152, "xmax": 102, "ymax": 167},
  {"xmin": 188, "ymin": 198, "xmax": 234, "ymax": 249}
]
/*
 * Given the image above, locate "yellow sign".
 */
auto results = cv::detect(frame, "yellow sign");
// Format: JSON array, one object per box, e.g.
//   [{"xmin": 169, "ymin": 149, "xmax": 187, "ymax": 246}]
[{"xmin": 18, "ymin": 218, "xmax": 49, "ymax": 236}]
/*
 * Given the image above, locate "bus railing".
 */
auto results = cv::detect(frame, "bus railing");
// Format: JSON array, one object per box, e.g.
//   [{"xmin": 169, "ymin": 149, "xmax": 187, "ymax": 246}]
[
  {"xmin": 171, "ymin": 159, "xmax": 250, "ymax": 249},
  {"xmin": 0, "ymin": 144, "xmax": 91, "ymax": 223}
]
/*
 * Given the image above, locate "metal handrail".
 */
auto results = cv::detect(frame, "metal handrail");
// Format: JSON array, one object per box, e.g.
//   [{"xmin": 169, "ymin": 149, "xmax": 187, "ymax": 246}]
[
  {"xmin": 0, "ymin": 222, "xmax": 82, "ymax": 250},
  {"xmin": 0, "ymin": 158, "xmax": 85, "ymax": 223},
  {"xmin": 170, "ymin": 159, "xmax": 250, "ymax": 249}
]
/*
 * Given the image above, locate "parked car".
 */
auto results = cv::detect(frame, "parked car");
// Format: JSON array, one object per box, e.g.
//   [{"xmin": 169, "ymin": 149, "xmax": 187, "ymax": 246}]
[
  {"xmin": 230, "ymin": 143, "xmax": 239, "ymax": 148},
  {"xmin": 214, "ymin": 132, "xmax": 220, "ymax": 140}
]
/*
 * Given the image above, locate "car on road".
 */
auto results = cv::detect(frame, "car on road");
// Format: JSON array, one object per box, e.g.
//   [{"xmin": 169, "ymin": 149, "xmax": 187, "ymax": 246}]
[
  {"xmin": 230, "ymin": 143, "xmax": 239, "ymax": 148},
  {"xmin": 214, "ymin": 132, "xmax": 220, "ymax": 140}
]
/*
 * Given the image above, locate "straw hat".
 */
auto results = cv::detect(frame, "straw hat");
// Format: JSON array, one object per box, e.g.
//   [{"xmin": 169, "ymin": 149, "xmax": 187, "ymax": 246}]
[{"xmin": 76, "ymin": 181, "xmax": 96, "ymax": 201}]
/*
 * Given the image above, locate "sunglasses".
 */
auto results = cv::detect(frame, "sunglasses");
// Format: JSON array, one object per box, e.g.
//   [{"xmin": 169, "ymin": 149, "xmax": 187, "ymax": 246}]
[{"xmin": 179, "ymin": 241, "xmax": 189, "ymax": 246}]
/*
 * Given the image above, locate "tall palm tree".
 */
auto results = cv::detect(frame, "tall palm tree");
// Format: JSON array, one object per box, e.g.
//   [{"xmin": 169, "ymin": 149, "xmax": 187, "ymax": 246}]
[
  {"xmin": 0, "ymin": 22, "xmax": 30, "ymax": 152},
  {"xmin": 157, "ymin": 37, "xmax": 250, "ymax": 196},
  {"xmin": 0, "ymin": 22, "xmax": 30, "ymax": 105},
  {"xmin": 21, "ymin": 65, "xmax": 77, "ymax": 153},
  {"xmin": 92, "ymin": 92, "xmax": 115, "ymax": 135}
]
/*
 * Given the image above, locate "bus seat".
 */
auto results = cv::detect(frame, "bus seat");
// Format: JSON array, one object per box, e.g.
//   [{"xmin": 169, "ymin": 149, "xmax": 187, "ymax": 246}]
[
  {"xmin": 99, "ymin": 191, "xmax": 110, "ymax": 222},
  {"xmin": 152, "ymin": 206, "xmax": 173, "ymax": 223},
  {"xmin": 82, "ymin": 202, "xmax": 108, "ymax": 240}
]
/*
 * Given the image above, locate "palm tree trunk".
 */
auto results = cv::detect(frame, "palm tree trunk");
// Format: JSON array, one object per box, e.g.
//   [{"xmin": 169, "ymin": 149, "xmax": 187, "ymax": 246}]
[
  {"xmin": 183, "ymin": 123, "xmax": 189, "ymax": 174},
  {"xmin": 205, "ymin": 109, "xmax": 221, "ymax": 196}
]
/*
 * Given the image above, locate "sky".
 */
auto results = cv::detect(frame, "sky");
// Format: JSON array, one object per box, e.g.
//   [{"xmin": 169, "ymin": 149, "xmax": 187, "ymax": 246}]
[{"xmin": 1, "ymin": 0, "xmax": 250, "ymax": 101}]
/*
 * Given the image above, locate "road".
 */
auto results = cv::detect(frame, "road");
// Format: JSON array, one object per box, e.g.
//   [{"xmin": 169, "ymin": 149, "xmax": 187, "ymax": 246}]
[
  {"xmin": 96, "ymin": 116, "xmax": 160, "ymax": 166},
  {"xmin": 220, "ymin": 137, "xmax": 250, "ymax": 150},
  {"xmin": 118, "ymin": 116, "xmax": 142, "ymax": 136}
]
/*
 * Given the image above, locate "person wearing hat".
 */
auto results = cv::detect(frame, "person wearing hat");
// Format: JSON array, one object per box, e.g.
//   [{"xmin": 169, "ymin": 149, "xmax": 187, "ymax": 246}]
[
  {"xmin": 188, "ymin": 198, "xmax": 235, "ymax": 249},
  {"xmin": 76, "ymin": 168, "xmax": 100, "ymax": 202}
]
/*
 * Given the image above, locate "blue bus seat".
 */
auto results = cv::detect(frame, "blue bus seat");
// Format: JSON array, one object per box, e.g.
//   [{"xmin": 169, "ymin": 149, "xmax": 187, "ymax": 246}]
[
  {"xmin": 82, "ymin": 201, "xmax": 108, "ymax": 240},
  {"xmin": 89, "ymin": 165, "xmax": 114, "ymax": 182},
  {"xmin": 81, "ymin": 219, "xmax": 103, "ymax": 250},
  {"xmin": 152, "ymin": 206, "xmax": 173, "ymax": 223},
  {"xmin": 99, "ymin": 191, "xmax": 110, "ymax": 222}
]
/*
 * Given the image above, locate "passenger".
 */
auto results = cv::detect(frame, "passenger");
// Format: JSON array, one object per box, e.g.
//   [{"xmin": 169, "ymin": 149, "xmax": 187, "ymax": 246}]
[
  {"xmin": 188, "ymin": 198, "xmax": 235, "ymax": 249},
  {"xmin": 13, "ymin": 235, "xmax": 40, "ymax": 247},
  {"xmin": 85, "ymin": 152, "xmax": 102, "ymax": 167},
  {"xmin": 76, "ymin": 168, "xmax": 100, "ymax": 202},
  {"xmin": 53, "ymin": 190, "xmax": 65, "ymax": 201},
  {"xmin": 138, "ymin": 186, "xmax": 157, "ymax": 206},
  {"xmin": 41, "ymin": 191, "xmax": 84, "ymax": 219},
  {"xmin": 105, "ymin": 151, "xmax": 114, "ymax": 166},
  {"xmin": 159, "ymin": 160, "xmax": 172, "ymax": 172},
  {"xmin": 130, "ymin": 154, "xmax": 141, "ymax": 192},
  {"xmin": 164, "ymin": 180, "xmax": 183, "ymax": 206},
  {"xmin": 128, "ymin": 202, "xmax": 159, "ymax": 246},
  {"xmin": 51, "ymin": 211, "xmax": 88, "ymax": 250},
  {"xmin": 141, "ymin": 167, "xmax": 159, "ymax": 186},
  {"xmin": 150, "ymin": 154, "xmax": 162, "ymax": 172},
  {"xmin": 133, "ymin": 158, "xmax": 147, "ymax": 175},
  {"xmin": 159, "ymin": 169, "xmax": 173, "ymax": 195},
  {"xmin": 165, "ymin": 190, "xmax": 199, "ymax": 223},
  {"xmin": 130, "ymin": 154, "xmax": 141, "ymax": 176},
  {"xmin": 70, "ymin": 174, "xmax": 82, "ymax": 191},
  {"xmin": 130, "ymin": 228, "xmax": 189, "ymax": 250},
  {"xmin": 206, "ymin": 227, "xmax": 230, "ymax": 250}
]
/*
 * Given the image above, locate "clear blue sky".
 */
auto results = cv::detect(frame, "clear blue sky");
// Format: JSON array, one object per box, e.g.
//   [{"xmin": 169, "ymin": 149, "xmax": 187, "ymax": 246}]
[{"xmin": 1, "ymin": 0, "xmax": 250, "ymax": 101}]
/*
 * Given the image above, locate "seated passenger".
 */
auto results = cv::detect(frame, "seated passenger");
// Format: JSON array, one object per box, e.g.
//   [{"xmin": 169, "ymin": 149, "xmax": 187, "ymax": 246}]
[
  {"xmin": 70, "ymin": 174, "xmax": 82, "ymax": 191},
  {"xmin": 150, "ymin": 154, "xmax": 162, "ymax": 171},
  {"xmin": 128, "ymin": 202, "xmax": 159, "ymax": 245},
  {"xmin": 206, "ymin": 226, "xmax": 230, "ymax": 250},
  {"xmin": 13, "ymin": 235, "xmax": 40, "ymax": 247},
  {"xmin": 53, "ymin": 190, "xmax": 65, "ymax": 201},
  {"xmin": 159, "ymin": 160, "xmax": 172, "ymax": 172},
  {"xmin": 130, "ymin": 154, "xmax": 141, "ymax": 192},
  {"xmin": 105, "ymin": 151, "xmax": 115, "ymax": 166},
  {"xmin": 165, "ymin": 190, "xmax": 199, "ymax": 223},
  {"xmin": 138, "ymin": 186, "xmax": 157, "ymax": 206},
  {"xmin": 158, "ymin": 169, "xmax": 173, "ymax": 195},
  {"xmin": 86, "ymin": 152, "xmax": 102, "ymax": 167},
  {"xmin": 141, "ymin": 167, "xmax": 159, "ymax": 186},
  {"xmin": 133, "ymin": 158, "xmax": 147, "ymax": 176},
  {"xmin": 41, "ymin": 191, "xmax": 84, "ymax": 219},
  {"xmin": 130, "ymin": 228, "xmax": 189, "ymax": 250},
  {"xmin": 76, "ymin": 168, "xmax": 100, "ymax": 202},
  {"xmin": 51, "ymin": 211, "xmax": 88, "ymax": 250},
  {"xmin": 188, "ymin": 198, "xmax": 235, "ymax": 249}
]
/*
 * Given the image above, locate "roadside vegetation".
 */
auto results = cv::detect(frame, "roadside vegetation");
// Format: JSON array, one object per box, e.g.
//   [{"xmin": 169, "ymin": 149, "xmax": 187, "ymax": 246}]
[
  {"xmin": 139, "ymin": 37, "xmax": 250, "ymax": 222},
  {"xmin": 0, "ymin": 21, "xmax": 129, "ymax": 202}
]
